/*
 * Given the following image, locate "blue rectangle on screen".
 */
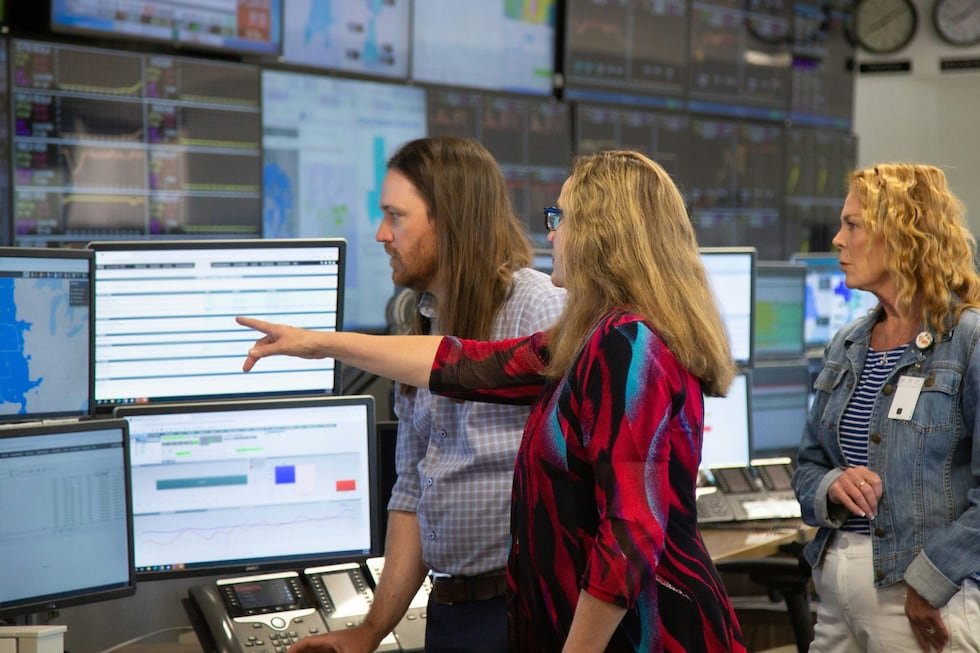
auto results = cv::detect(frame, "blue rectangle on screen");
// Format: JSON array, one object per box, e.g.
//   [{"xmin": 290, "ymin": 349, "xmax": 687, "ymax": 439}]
[{"xmin": 275, "ymin": 466, "xmax": 296, "ymax": 484}]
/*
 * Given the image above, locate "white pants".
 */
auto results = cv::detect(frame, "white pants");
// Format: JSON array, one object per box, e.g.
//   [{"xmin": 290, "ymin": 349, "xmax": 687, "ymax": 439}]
[{"xmin": 809, "ymin": 530, "xmax": 980, "ymax": 652}]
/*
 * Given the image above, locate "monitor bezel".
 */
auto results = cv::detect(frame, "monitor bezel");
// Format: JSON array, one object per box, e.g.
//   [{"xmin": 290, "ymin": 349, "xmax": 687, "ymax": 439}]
[
  {"xmin": 87, "ymin": 238, "xmax": 346, "ymax": 411},
  {"xmin": 114, "ymin": 394, "xmax": 382, "ymax": 581},
  {"xmin": 754, "ymin": 260, "xmax": 807, "ymax": 359},
  {"xmin": 49, "ymin": 0, "xmax": 284, "ymax": 57},
  {"xmin": 0, "ymin": 418, "xmax": 136, "ymax": 618},
  {"xmin": 0, "ymin": 246, "xmax": 95, "ymax": 424},
  {"xmin": 699, "ymin": 246, "xmax": 756, "ymax": 367}
]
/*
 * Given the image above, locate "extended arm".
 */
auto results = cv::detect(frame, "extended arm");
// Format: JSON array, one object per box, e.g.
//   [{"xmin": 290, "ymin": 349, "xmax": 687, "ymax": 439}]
[
  {"xmin": 237, "ymin": 316, "xmax": 440, "ymax": 388},
  {"xmin": 561, "ymin": 591, "xmax": 627, "ymax": 653}
]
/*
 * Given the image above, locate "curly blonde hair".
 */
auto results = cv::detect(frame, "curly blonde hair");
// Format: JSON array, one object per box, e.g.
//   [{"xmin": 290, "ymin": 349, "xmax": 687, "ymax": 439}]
[
  {"xmin": 546, "ymin": 150, "xmax": 736, "ymax": 397},
  {"xmin": 849, "ymin": 163, "xmax": 980, "ymax": 334}
]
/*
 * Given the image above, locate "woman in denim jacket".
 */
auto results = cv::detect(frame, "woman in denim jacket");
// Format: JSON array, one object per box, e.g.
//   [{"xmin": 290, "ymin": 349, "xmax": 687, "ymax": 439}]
[{"xmin": 793, "ymin": 163, "xmax": 980, "ymax": 652}]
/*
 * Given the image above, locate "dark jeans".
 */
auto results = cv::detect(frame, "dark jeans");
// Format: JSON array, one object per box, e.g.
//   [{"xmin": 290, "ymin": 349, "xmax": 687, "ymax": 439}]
[{"xmin": 424, "ymin": 595, "xmax": 508, "ymax": 653}]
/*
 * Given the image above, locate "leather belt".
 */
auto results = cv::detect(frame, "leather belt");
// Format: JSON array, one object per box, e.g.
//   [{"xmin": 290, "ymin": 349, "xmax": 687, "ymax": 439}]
[{"xmin": 429, "ymin": 572, "xmax": 508, "ymax": 605}]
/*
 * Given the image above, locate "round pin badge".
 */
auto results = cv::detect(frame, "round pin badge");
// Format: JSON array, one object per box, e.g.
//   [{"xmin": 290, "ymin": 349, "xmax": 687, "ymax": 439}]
[{"xmin": 915, "ymin": 331, "xmax": 934, "ymax": 350}]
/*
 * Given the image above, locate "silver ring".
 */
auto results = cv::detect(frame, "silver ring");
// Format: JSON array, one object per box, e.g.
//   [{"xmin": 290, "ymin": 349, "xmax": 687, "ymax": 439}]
[{"xmin": 925, "ymin": 626, "xmax": 936, "ymax": 635}]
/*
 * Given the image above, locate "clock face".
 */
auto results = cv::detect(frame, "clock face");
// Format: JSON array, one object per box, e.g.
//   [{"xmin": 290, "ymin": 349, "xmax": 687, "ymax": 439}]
[
  {"xmin": 933, "ymin": 0, "xmax": 980, "ymax": 46},
  {"xmin": 854, "ymin": 0, "xmax": 919, "ymax": 54}
]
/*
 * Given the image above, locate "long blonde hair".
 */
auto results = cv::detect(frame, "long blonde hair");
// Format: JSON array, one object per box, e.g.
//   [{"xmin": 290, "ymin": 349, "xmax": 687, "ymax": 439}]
[
  {"xmin": 547, "ymin": 150, "xmax": 736, "ymax": 397},
  {"xmin": 850, "ymin": 163, "xmax": 980, "ymax": 333}
]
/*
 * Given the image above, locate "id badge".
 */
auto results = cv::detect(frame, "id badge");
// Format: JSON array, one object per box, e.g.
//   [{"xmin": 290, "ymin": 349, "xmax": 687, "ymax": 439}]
[{"xmin": 887, "ymin": 376, "xmax": 925, "ymax": 421}]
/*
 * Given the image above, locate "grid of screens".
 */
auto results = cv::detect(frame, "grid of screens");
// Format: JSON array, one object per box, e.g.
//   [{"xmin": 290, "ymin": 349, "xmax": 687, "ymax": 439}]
[
  {"xmin": 790, "ymin": 252, "xmax": 878, "ymax": 349},
  {"xmin": 11, "ymin": 40, "xmax": 262, "ymax": 247},
  {"xmin": 755, "ymin": 261, "xmax": 806, "ymax": 358},
  {"xmin": 751, "ymin": 361, "xmax": 809, "ymax": 459},
  {"xmin": 427, "ymin": 88, "xmax": 571, "ymax": 248},
  {"xmin": 0, "ymin": 419, "xmax": 135, "ymax": 617},
  {"xmin": 115, "ymin": 396, "xmax": 379, "ymax": 578},
  {"xmin": 701, "ymin": 247, "xmax": 755, "ymax": 365},
  {"xmin": 411, "ymin": 0, "xmax": 556, "ymax": 95},
  {"xmin": 89, "ymin": 239, "xmax": 344, "ymax": 408},
  {"xmin": 701, "ymin": 371, "xmax": 751, "ymax": 470},
  {"xmin": 50, "ymin": 0, "xmax": 283, "ymax": 56},
  {"xmin": 262, "ymin": 69, "xmax": 426, "ymax": 331},
  {"xmin": 281, "ymin": 0, "xmax": 409, "ymax": 79},
  {"xmin": 0, "ymin": 247, "xmax": 92, "ymax": 422}
]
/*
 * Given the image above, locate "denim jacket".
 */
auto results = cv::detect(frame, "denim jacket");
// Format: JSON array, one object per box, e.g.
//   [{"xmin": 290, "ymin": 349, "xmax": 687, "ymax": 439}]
[{"xmin": 793, "ymin": 306, "xmax": 980, "ymax": 607}]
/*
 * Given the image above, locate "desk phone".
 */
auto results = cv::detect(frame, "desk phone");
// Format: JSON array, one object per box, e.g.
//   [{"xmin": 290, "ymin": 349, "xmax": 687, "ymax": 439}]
[
  {"xmin": 697, "ymin": 462, "xmax": 801, "ymax": 523},
  {"xmin": 187, "ymin": 571, "xmax": 327, "ymax": 653},
  {"xmin": 187, "ymin": 564, "xmax": 404, "ymax": 653}
]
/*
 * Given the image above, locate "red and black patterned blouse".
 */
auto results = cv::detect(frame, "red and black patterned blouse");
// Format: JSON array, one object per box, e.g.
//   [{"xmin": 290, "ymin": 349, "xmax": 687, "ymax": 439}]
[{"xmin": 431, "ymin": 311, "xmax": 745, "ymax": 652}]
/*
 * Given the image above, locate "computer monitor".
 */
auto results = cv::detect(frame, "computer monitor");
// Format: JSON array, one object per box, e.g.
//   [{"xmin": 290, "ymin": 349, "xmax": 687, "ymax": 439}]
[
  {"xmin": 410, "ymin": 0, "xmax": 556, "ymax": 95},
  {"xmin": 88, "ymin": 239, "xmax": 344, "ymax": 409},
  {"xmin": 0, "ymin": 247, "xmax": 93, "ymax": 423},
  {"xmin": 755, "ymin": 261, "xmax": 806, "ymax": 359},
  {"xmin": 751, "ymin": 361, "xmax": 810, "ymax": 459},
  {"xmin": 790, "ymin": 252, "xmax": 879, "ymax": 349},
  {"xmin": 115, "ymin": 396, "xmax": 379, "ymax": 579},
  {"xmin": 0, "ymin": 419, "xmax": 135, "ymax": 618},
  {"xmin": 701, "ymin": 371, "xmax": 752, "ymax": 471},
  {"xmin": 700, "ymin": 247, "xmax": 756, "ymax": 365},
  {"xmin": 50, "ymin": 0, "xmax": 283, "ymax": 56}
]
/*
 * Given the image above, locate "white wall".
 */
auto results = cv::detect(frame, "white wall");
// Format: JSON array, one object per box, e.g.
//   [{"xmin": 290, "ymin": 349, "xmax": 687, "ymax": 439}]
[{"xmin": 853, "ymin": 0, "xmax": 980, "ymax": 232}]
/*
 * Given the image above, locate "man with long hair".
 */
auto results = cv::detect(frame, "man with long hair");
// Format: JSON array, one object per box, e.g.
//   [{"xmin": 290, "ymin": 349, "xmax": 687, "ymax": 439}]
[{"xmin": 292, "ymin": 137, "xmax": 565, "ymax": 653}]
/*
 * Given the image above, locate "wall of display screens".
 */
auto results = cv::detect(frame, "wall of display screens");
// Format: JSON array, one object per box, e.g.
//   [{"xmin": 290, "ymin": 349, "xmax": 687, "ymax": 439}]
[{"xmin": 12, "ymin": 40, "xmax": 262, "ymax": 247}]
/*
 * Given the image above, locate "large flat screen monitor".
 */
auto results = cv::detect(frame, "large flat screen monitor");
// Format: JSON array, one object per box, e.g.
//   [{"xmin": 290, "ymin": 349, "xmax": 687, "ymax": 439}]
[
  {"xmin": 282, "ymin": 0, "xmax": 409, "ymax": 79},
  {"xmin": 0, "ymin": 419, "xmax": 135, "ymax": 618},
  {"xmin": 115, "ymin": 395, "xmax": 380, "ymax": 579},
  {"xmin": 562, "ymin": 0, "xmax": 687, "ymax": 109},
  {"xmin": 262, "ymin": 69, "xmax": 426, "ymax": 331},
  {"xmin": 50, "ymin": 0, "xmax": 283, "ymax": 56},
  {"xmin": 0, "ymin": 247, "xmax": 93, "ymax": 422},
  {"xmin": 12, "ymin": 40, "xmax": 262, "ymax": 247},
  {"xmin": 751, "ymin": 360, "xmax": 810, "ymax": 459},
  {"xmin": 755, "ymin": 261, "xmax": 806, "ymax": 359},
  {"xmin": 790, "ymin": 252, "xmax": 878, "ymax": 349},
  {"xmin": 700, "ymin": 247, "xmax": 755, "ymax": 365},
  {"xmin": 89, "ymin": 239, "xmax": 344, "ymax": 409},
  {"xmin": 701, "ymin": 371, "xmax": 751, "ymax": 471},
  {"xmin": 411, "ymin": 0, "xmax": 556, "ymax": 95}
]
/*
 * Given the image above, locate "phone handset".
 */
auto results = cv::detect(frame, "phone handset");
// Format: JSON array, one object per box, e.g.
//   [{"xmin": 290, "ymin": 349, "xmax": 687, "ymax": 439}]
[
  {"xmin": 365, "ymin": 557, "xmax": 429, "ymax": 652},
  {"xmin": 186, "ymin": 571, "xmax": 328, "ymax": 653},
  {"xmin": 303, "ymin": 562, "xmax": 401, "ymax": 652}
]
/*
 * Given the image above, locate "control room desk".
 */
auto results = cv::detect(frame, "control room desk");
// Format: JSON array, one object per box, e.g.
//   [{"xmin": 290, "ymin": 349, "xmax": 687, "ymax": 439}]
[{"xmin": 702, "ymin": 520, "xmax": 815, "ymax": 563}]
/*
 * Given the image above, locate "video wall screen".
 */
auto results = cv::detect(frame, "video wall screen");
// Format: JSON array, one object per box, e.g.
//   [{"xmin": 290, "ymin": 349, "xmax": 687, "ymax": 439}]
[
  {"xmin": 427, "ymin": 88, "xmax": 572, "ymax": 248},
  {"xmin": 262, "ymin": 69, "xmax": 426, "ymax": 331},
  {"xmin": 411, "ymin": 0, "xmax": 556, "ymax": 96},
  {"xmin": 12, "ymin": 40, "xmax": 261, "ymax": 247},
  {"xmin": 281, "ymin": 0, "xmax": 409, "ymax": 79},
  {"xmin": 563, "ymin": 0, "xmax": 688, "ymax": 109},
  {"xmin": 687, "ymin": 0, "xmax": 792, "ymax": 120},
  {"xmin": 50, "ymin": 0, "xmax": 282, "ymax": 56}
]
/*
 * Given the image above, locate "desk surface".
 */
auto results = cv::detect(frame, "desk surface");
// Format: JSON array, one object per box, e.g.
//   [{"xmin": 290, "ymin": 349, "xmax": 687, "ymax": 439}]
[{"xmin": 702, "ymin": 521, "xmax": 815, "ymax": 562}]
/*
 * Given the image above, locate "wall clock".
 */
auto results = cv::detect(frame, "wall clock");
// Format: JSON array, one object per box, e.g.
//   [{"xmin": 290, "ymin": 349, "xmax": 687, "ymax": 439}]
[
  {"xmin": 933, "ymin": 0, "xmax": 980, "ymax": 46},
  {"xmin": 853, "ymin": 0, "xmax": 919, "ymax": 54}
]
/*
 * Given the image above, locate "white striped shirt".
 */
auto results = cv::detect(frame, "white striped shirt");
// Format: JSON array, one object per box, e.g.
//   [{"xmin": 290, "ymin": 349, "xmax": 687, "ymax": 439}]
[{"xmin": 838, "ymin": 344, "xmax": 907, "ymax": 534}]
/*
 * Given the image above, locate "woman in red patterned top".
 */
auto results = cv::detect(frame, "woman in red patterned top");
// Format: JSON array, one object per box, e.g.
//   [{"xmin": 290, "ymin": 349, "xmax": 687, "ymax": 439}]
[{"xmin": 239, "ymin": 150, "xmax": 746, "ymax": 652}]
